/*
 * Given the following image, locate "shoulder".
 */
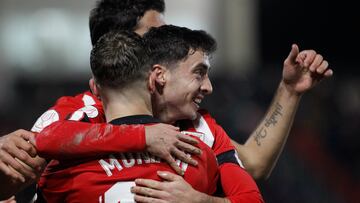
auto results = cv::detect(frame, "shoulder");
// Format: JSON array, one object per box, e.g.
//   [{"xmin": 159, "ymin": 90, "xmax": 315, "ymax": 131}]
[{"xmin": 55, "ymin": 91, "xmax": 100, "ymax": 107}]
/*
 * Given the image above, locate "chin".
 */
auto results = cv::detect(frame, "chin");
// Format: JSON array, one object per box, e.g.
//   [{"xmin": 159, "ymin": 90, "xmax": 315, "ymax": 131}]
[{"xmin": 186, "ymin": 111, "xmax": 198, "ymax": 121}]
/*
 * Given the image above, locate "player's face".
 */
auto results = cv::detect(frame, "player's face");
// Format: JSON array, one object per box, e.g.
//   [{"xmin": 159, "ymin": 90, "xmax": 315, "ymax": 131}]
[
  {"xmin": 135, "ymin": 10, "xmax": 165, "ymax": 36},
  {"xmin": 161, "ymin": 50, "xmax": 213, "ymax": 122}
]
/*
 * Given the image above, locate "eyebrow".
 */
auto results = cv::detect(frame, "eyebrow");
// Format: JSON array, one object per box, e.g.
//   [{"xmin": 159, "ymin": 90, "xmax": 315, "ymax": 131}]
[{"xmin": 195, "ymin": 63, "xmax": 210, "ymax": 71}]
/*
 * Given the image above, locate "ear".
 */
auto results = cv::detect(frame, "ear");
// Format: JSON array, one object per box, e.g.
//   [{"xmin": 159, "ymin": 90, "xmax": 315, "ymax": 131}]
[
  {"xmin": 89, "ymin": 77, "xmax": 101, "ymax": 100},
  {"xmin": 148, "ymin": 64, "xmax": 167, "ymax": 94}
]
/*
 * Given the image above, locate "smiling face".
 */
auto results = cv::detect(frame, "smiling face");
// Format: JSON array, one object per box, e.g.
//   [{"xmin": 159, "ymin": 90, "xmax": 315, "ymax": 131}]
[{"xmin": 155, "ymin": 50, "xmax": 213, "ymax": 123}]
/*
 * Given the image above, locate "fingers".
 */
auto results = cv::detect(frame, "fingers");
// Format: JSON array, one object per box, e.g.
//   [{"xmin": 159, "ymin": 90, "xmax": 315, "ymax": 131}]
[
  {"xmin": 162, "ymin": 154, "xmax": 183, "ymax": 175},
  {"xmin": 13, "ymin": 137, "xmax": 37, "ymax": 158},
  {"xmin": 15, "ymin": 129, "xmax": 36, "ymax": 143},
  {"xmin": 132, "ymin": 179, "xmax": 169, "ymax": 202},
  {"xmin": 175, "ymin": 135, "xmax": 201, "ymax": 154},
  {"xmin": 287, "ymin": 44, "xmax": 300, "ymax": 63},
  {"xmin": 307, "ymin": 54, "xmax": 333, "ymax": 77},
  {"xmin": 299, "ymin": 50, "xmax": 333, "ymax": 78},
  {"xmin": 324, "ymin": 69, "xmax": 333, "ymax": 77},
  {"xmin": 3, "ymin": 138, "xmax": 39, "ymax": 169},
  {"xmin": 171, "ymin": 148, "xmax": 198, "ymax": 166},
  {"xmin": 0, "ymin": 161, "xmax": 25, "ymax": 183},
  {"xmin": 157, "ymin": 171, "xmax": 182, "ymax": 182},
  {"xmin": 0, "ymin": 150, "xmax": 35, "ymax": 180},
  {"xmin": 0, "ymin": 130, "xmax": 40, "ymax": 181},
  {"xmin": 176, "ymin": 133, "xmax": 199, "ymax": 145},
  {"xmin": 301, "ymin": 50, "xmax": 316, "ymax": 67},
  {"xmin": 315, "ymin": 60, "xmax": 329, "ymax": 74},
  {"xmin": 309, "ymin": 54, "xmax": 323, "ymax": 72},
  {"xmin": 135, "ymin": 178, "xmax": 163, "ymax": 190},
  {"xmin": 134, "ymin": 194, "xmax": 166, "ymax": 203}
]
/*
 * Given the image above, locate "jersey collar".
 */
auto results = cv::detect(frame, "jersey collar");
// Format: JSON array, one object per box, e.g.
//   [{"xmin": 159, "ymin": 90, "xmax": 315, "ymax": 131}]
[{"xmin": 109, "ymin": 115, "xmax": 160, "ymax": 125}]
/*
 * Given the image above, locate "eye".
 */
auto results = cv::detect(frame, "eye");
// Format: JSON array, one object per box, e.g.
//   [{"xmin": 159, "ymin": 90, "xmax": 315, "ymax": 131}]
[{"xmin": 195, "ymin": 69, "xmax": 207, "ymax": 76}]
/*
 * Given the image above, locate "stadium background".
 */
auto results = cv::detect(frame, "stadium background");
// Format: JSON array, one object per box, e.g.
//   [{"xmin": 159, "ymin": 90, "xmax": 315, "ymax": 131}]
[{"xmin": 0, "ymin": 0, "xmax": 359, "ymax": 202}]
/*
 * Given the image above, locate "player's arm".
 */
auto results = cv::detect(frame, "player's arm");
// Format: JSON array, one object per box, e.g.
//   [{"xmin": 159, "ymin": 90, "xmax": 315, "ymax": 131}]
[
  {"xmin": 36, "ymin": 120, "xmax": 200, "ymax": 173},
  {"xmin": 233, "ymin": 44, "xmax": 333, "ymax": 180},
  {"xmin": 34, "ymin": 92, "xmax": 201, "ymax": 175},
  {"xmin": 0, "ymin": 130, "xmax": 45, "ymax": 200},
  {"xmin": 0, "ymin": 95, "xmax": 83, "ymax": 199},
  {"xmin": 131, "ymin": 117, "xmax": 264, "ymax": 203},
  {"xmin": 131, "ymin": 171, "xmax": 227, "ymax": 203},
  {"xmin": 131, "ymin": 160, "xmax": 264, "ymax": 203}
]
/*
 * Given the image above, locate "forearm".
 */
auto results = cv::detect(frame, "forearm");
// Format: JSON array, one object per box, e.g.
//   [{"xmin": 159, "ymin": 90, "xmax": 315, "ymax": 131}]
[
  {"xmin": 36, "ymin": 121, "xmax": 146, "ymax": 159},
  {"xmin": 194, "ymin": 193, "xmax": 230, "ymax": 203},
  {"xmin": 237, "ymin": 81, "xmax": 301, "ymax": 179}
]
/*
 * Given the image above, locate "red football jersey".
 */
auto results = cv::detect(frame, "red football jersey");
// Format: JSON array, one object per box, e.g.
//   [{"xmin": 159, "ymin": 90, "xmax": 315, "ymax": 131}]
[
  {"xmin": 34, "ymin": 91, "xmax": 263, "ymax": 202},
  {"xmin": 38, "ymin": 115, "xmax": 219, "ymax": 202}
]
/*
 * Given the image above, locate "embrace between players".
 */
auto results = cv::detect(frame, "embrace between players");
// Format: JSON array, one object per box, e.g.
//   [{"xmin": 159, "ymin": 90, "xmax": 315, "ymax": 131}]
[{"xmin": 0, "ymin": 0, "xmax": 333, "ymax": 202}]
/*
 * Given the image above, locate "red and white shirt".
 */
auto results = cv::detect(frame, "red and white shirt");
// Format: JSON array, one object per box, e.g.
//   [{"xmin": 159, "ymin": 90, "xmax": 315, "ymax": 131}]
[{"xmin": 34, "ymin": 91, "xmax": 264, "ymax": 203}]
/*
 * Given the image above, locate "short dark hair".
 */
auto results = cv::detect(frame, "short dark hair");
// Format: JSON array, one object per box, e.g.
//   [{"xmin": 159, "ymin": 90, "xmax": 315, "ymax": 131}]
[
  {"xmin": 89, "ymin": 0, "xmax": 165, "ymax": 45},
  {"xmin": 90, "ymin": 30, "xmax": 149, "ymax": 88},
  {"xmin": 143, "ymin": 25, "xmax": 217, "ymax": 68}
]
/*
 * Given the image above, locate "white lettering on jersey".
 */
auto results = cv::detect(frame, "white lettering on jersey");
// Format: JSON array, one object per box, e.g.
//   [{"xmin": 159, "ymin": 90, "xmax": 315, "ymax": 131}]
[
  {"xmin": 31, "ymin": 110, "xmax": 59, "ymax": 133},
  {"xmin": 99, "ymin": 155, "xmax": 123, "ymax": 177},
  {"xmin": 99, "ymin": 152, "xmax": 179, "ymax": 177},
  {"xmin": 120, "ymin": 153, "xmax": 136, "ymax": 168}
]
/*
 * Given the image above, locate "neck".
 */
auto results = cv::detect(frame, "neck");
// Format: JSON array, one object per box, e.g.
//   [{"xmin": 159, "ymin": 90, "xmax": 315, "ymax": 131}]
[
  {"xmin": 101, "ymin": 83, "xmax": 153, "ymax": 122},
  {"xmin": 152, "ymin": 94, "xmax": 177, "ymax": 125}
]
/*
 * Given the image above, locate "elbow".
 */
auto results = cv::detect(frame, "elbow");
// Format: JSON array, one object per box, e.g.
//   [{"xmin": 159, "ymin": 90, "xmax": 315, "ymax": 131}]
[
  {"xmin": 243, "ymin": 160, "xmax": 273, "ymax": 181},
  {"xmin": 250, "ymin": 168, "xmax": 271, "ymax": 181}
]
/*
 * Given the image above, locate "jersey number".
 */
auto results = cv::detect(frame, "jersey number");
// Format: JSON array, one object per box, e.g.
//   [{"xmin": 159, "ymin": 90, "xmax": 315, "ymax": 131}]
[{"xmin": 99, "ymin": 181, "xmax": 135, "ymax": 203}]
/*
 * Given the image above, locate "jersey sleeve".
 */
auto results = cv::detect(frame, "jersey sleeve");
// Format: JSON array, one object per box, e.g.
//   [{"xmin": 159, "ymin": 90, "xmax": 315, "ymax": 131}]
[
  {"xmin": 198, "ymin": 110, "xmax": 244, "ymax": 168},
  {"xmin": 219, "ymin": 163, "xmax": 264, "ymax": 203},
  {"xmin": 199, "ymin": 110, "xmax": 263, "ymax": 202},
  {"xmin": 36, "ymin": 121, "xmax": 146, "ymax": 159},
  {"xmin": 33, "ymin": 91, "xmax": 146, "ymax": 160}
]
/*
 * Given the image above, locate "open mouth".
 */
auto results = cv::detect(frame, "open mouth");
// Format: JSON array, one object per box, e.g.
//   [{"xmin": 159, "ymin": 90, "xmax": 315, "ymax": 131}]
[{"xmin": 193, "ymin": 98, "xmax": 202, "ymax": 108}]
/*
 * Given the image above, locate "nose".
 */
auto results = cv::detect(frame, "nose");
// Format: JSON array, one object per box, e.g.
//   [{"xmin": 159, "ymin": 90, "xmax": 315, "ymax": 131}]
[{"xmin": 201, "ymin": 75, "xmax": 213, "ymax": 95}]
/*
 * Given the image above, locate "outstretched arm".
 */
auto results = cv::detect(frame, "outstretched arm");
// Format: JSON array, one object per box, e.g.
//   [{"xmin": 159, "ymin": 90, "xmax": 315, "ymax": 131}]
[
  {"xmin": 233, "ymin": 44, "xmax": 333, "ymax": 180},
  {"xmin": 36, "ymin": 120, "xmax": 201, "ymax": 175}
]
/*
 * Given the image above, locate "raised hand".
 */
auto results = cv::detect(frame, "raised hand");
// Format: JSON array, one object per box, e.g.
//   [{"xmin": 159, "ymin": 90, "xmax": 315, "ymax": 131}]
[
  {"xmin": 282, "ymin": 44, "xmax": 333, "ymax": 94},
  {"xmin": 145, "ymin": 124, "xmax": 201, "ymax": 175}
]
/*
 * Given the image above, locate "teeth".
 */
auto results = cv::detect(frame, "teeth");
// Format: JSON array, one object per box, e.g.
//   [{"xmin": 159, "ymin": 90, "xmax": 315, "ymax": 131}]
[{"xmin": 194, "ymin": 98, "xmax": 201, "ymax": 104}]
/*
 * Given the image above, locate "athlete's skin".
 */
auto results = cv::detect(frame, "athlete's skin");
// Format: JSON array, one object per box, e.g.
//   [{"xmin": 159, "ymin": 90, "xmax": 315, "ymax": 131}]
[{"xmin": 0, "ymin": 5, "xmax": 333, "ymax": 202}]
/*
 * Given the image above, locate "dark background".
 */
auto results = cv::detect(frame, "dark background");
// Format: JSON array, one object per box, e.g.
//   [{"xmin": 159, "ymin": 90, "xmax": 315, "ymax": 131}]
[{"xmin": 0, "ymin": 0, "xmax": 359, "ymax": 202}]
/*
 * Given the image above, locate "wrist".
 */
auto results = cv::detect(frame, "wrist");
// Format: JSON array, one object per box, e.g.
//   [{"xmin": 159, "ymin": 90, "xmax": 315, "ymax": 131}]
[
  {"xmin": 193, "ymin": 192, "xmax": 230, "ymax": 203},
  {"xmin": 193, "ymin": 190, "xmax": 210, "ymax": 203},
  {"xmin": 279, "ymin": 80, "xmax": 303, "ymax": 99}
]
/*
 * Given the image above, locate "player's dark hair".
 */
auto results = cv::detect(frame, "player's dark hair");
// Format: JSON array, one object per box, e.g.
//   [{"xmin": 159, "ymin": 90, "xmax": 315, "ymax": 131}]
[
  {"xmin": 89, "ymin": 0, "xmax": 165, "ymax": 45},
  {"xmin": 143, "ymin": 25, "xmax": 217, "ymax": 68},
  {"xmin": 90, "ymin": 30, "xmax": 149, "ymax": 88}
]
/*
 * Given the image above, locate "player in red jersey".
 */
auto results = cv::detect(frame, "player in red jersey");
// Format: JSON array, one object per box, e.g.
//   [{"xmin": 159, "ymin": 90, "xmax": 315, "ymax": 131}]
[
  {"xmin": 0, "ymin": 0, "xmax": 333, "ymax": 201},
  {"xmin": 38, "ymin": 27, "xmax": 263, "ymax": 202}
]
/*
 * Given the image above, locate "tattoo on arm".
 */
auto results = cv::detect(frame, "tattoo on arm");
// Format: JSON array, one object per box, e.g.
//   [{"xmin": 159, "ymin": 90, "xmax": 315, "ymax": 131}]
[{"xmin": 254, "ymin": 102, "xmax": 283, "ymax": 146}]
